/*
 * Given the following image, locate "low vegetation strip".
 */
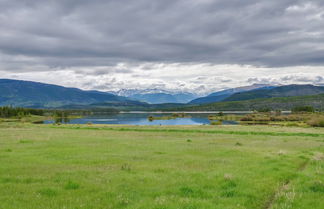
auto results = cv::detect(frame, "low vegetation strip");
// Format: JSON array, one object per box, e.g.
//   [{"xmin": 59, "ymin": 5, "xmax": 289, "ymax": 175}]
[
  {"xmin": 263, "ymin": 159, "xmax": 310, "ymax": 209},
  {"xmin": 50, "ymin": 125, "xmax": 324, "ymax": 138}
]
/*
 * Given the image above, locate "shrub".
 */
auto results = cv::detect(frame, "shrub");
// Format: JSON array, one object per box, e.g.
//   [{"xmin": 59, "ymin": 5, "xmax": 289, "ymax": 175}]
[
  {"xmin": 275, "ymin": 110, "xmax": 282, "ymax": 115},
  {"xmin": 210, "ymin": 120, "xmax": 222, "ymax": 125},
  {"xmin": 240, "ymin": 115, "xmax": 254, "ymax": 121},
  {"xmin": 172, "ymin": 113, "xmax": 186, "ymax": 118},
  {"xmin": 307, "ymin": 117, "xmax": 324, "ymax": 127},
  {"xmin": 257, "ymin": 107, "xmax": 272, "ymax": 113},
  {"xmin": 292, "ymin": 106, "xmax": 315, "ymax": 113}
]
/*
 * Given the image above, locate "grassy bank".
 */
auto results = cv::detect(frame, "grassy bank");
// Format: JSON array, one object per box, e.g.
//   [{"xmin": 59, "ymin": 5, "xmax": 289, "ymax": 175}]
[
  {"xmin": 0, "ymin": 115, "xmax": 50, "ymax": 123},
  {"xmin": 0, "ymin": 123, "xmax": 323, "ymax": 209}
]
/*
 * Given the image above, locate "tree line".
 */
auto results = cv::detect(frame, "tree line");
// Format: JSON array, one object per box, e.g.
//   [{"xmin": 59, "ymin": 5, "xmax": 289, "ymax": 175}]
[
  {"xmin": 0, "ymin": 106, "xmax": 118, "ymax": 118},
  {"xmin": 0, "ymin": 106, "xmax": 44, "ymax": 118},
  {"xmin": 0, "ymin": 106, "xmax": 90, "ymax": 118}
]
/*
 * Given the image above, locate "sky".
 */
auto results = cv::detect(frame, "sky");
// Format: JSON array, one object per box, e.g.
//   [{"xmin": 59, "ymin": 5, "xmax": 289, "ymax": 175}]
[{"xmin": 0, "ymin": 0, "xmax": 324, "ymax": 95}]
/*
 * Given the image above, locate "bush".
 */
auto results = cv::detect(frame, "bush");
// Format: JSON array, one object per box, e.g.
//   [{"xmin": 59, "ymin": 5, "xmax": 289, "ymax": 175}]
[
  {"xmin": 172, "ymin": 113, "xmax": 186, "ymax": 118},
  {"xmin": 148, "ymin": 116, "xmax": 154, "ymax": 121},
  {"xmin": 240, "ymin": 115, "xmax": 254, "ymax": 121},
  {"xmin": 307, "ymin": 117, "xmax": 324, "ymax": 127},
  {"xmin": 292, "ymin": 106, "xmax": 315, "ymax": 113},
  {"xmin": 210, "ymin": 120, "xmax": 222, "ymax": 125},
  {"xmin": 257, "ymin": 108, "xmax": 272, "ymax": 113},
  {"xmin": 275, "ymin": 110, "xmax": 282, "ymax": 115}
]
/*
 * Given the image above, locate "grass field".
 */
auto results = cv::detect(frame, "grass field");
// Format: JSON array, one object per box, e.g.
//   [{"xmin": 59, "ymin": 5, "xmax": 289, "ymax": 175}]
[{"xmin": 0, "ymin": 123, "xmax": 324, "ymax": 209}]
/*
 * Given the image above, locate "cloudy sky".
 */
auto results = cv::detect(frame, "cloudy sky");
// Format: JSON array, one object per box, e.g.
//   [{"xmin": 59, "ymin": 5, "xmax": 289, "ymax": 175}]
[{"xmin": 0, "ymin": 0, "xmax": 324, "ymax": 95}]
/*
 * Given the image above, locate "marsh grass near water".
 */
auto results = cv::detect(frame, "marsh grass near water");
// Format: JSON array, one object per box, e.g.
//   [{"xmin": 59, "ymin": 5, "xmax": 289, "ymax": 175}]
[
  {"xmin": 148, "ymin": 113, "xmax": 190, "ymax": 121},
  {"xmin": 207, "ymin": 112, "xmax": 324, "ymax": 127},
  {"xmin": 0, "ymin": 123, "xmax": 324, "ymax": 209}
]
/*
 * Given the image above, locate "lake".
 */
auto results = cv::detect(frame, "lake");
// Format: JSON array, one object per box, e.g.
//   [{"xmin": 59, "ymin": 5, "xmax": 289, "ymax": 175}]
[{"xmin": 44, "ymin": 112, "xmax": 241, "ymax": 125}]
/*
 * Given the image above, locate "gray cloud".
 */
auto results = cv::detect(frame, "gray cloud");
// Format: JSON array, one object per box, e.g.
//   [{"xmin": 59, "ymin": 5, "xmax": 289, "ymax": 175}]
[
  {"xmin": 0, "ymin": 0, "xmax": 324, "ymax": 93},
  {"xmin": 0, "ymin": 0, "xmax": 324, "ymax": 70}
]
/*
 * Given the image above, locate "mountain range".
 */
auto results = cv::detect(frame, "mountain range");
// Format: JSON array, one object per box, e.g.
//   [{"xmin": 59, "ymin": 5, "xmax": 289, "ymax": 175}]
[
  {"xmin": 189, "ymin": 84, "xmax": 275, "ymax": 104},
  {"xmin": 1, "ymin": 79, "xmax": 324, "ymax": 110},
  {"xmin": 223, "ymin": 84, "xmax": 324, "ymax": 102},
  {"xmin": 178, "ymin": 93, "xmax": 324, "ymax": 111},
  {"xmin": 0, "ymin": 79, "xmax": 144, "ymax": 108},
  {"xmin": 110, "ymin": 89, "xmax": 198, "ymax": 104}
]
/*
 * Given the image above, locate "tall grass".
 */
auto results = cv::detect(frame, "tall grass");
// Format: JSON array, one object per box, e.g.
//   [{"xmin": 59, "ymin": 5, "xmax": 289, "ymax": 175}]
[
  {"xmin": 307, "ymin": 116, "xmax": 324, "ymax": 127},
  {"xmin": 51, "ymin": 125, "xmax": 324, "ymax": 137}
]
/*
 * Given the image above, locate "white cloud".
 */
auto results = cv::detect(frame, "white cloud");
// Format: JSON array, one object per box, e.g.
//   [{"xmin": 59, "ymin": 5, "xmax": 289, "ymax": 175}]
[{"xmin": 1, "ymin": 63, "xmax": 323, "ymax": 95}]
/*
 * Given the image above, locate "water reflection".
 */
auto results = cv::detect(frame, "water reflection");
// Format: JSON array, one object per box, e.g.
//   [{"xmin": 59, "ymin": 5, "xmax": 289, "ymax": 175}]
[
  {"xmin": 44, "ymin": 113, "xmax": 239, "ymax": 125},
  {"xmin": 54, "ymin": 117, "xmax": 71, "ymax": 124}
]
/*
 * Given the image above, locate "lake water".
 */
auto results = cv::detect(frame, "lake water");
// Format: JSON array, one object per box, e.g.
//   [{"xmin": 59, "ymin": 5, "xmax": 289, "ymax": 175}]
[{"xmin": 44, "ymin": 113, "xmax": 240, "ymax": 125}]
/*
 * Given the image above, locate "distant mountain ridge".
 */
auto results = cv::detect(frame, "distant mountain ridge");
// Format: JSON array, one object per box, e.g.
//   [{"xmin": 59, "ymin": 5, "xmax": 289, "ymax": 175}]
[
  {"xmin": 224, "ymin": 84, "xmax": 324, "ymax": 102},
  {"xmin": 109, "ymin": 88, "xmax": 175, "ymax": 97},
  {"xmin": 110, "ymin": 88, "xmax": 198, "ymax": 104},
  {"xmin": 189, "ymin": 84, "xmax": 274, "ymax": 104},
  {"xmin": 176, "ymin": 94, "xmax": 324, "ymax": 111},
  {"xmin": 0, "ymin": 79, "xmax": 144, "ymax": 108}
]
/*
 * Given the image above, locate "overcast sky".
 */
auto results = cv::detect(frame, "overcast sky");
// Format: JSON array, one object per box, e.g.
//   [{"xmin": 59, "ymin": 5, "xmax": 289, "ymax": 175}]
[{"xmin": 0, "ymin": 0, "xmax": 324, "ymax": 94}]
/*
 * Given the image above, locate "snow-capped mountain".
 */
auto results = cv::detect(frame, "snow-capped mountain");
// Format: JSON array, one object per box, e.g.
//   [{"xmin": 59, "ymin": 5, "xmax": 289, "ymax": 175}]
[{"xmin": 109, "ymin": 89, "xmax": 199, "ymax": 104}]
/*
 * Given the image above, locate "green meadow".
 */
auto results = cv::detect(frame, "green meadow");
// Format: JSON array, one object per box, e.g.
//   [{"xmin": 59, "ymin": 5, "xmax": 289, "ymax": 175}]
[{"xmin": 0, "ymin": 123, "xmax": 324, "ymax": 209}]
